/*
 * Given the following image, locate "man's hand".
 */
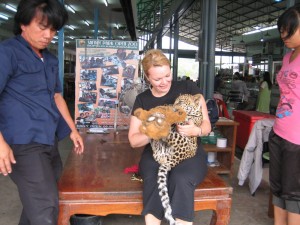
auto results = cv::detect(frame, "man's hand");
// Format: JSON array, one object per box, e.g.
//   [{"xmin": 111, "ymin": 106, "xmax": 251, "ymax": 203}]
[
  {"xmin": 0, "ymin": 142, "xmax": 16, "ymax": 176},
  {"xmin": 70, "ymin": 131, "xmax": 84, "ymax": 155}
]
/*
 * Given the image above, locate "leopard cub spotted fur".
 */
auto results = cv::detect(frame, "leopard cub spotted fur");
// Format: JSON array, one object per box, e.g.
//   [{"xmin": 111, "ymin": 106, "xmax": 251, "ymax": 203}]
[
  {"xmin": 134, "ymin": 94, "xmax": 203, "ymax": 225},
  {"xmin": 152, "ymin": 94, "xmax": 203, "ymax": 167}
]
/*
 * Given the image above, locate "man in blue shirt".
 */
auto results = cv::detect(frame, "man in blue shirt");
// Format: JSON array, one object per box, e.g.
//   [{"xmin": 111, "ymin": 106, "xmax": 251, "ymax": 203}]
[{"xmin": 0, "ymin": 1, "xmax": 84, "ymax": 224}]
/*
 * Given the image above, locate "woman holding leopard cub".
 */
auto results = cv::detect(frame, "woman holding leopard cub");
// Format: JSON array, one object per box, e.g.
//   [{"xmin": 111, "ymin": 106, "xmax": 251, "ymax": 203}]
[{"xmin": 128, "ymin": 49, "xmax": 211, "ymax": 225}]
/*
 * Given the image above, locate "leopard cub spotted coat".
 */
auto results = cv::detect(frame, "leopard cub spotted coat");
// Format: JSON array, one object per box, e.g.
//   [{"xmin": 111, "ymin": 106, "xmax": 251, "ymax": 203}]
[{"xmin": 134, "ymin": 94, "xmax": 203, "ymax": 225}]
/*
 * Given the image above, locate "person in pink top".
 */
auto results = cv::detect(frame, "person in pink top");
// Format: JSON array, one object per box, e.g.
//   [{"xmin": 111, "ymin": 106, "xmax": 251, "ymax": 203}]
[{"xmin": 269, "ymin": 4, "xmax": 300, "ymax": 225}]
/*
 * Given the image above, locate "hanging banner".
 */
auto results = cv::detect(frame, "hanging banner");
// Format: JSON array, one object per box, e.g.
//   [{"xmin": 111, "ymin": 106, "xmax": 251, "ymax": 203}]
[{"xmin": 75, "ymin": 39, "xmax": 139, "ymax": 129}]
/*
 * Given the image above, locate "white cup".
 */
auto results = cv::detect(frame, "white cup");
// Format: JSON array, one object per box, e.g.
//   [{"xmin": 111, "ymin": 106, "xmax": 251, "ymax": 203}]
[
  {"xmin": 217, "ymin": 138, "xmax": 227, "ymax": 148},
  {"xmin": 207, "ymin": 152, "xmax": 217, "ymax": 163}
]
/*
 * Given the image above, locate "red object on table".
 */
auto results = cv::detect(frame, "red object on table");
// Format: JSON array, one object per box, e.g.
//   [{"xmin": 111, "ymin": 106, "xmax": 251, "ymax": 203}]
[
  {"xmin": 233, "ymin": 110, "xmax": 275, "ymax": 150},
  {"xmin": 124, "ymin": 164, "xmax": 139, "ymax": 174}
]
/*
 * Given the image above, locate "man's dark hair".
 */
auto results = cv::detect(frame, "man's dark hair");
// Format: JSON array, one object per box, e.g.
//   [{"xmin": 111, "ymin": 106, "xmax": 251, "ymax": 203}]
[{"xmin": 13, "ymin": 0, "xmax": 68, "ymax": 35}]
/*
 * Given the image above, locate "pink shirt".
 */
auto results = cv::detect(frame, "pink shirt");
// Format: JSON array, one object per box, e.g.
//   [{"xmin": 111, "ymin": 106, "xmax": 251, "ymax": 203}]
[{"xmin": 273, "ymin": 51, "xmax": 300, "ymax": 145}]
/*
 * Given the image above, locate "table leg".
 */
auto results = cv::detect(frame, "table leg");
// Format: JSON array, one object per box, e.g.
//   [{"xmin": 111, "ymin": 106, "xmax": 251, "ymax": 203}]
[
  {"xmin": 209, "ymin": 199, "xmax": 231, "ymax": 225},
  {"xmin": 58, "ymin": 204, "xmax": 71, "ymax": 225}
]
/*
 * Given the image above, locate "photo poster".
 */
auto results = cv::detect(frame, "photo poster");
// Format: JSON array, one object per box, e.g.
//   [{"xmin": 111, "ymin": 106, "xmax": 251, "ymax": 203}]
[{"xmin": 75, "ymin": 39, "xmax": 139, "ymax": 129}]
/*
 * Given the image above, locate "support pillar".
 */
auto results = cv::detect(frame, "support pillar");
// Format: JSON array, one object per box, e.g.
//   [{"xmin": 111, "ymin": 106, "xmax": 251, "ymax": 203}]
[
  {"xmin": 58, "ymin": 0, "xmax": 65, "ymax": 95},
  {"xmin": 172, "ymin": 12, "xmax": 179, "ymax": 81}
]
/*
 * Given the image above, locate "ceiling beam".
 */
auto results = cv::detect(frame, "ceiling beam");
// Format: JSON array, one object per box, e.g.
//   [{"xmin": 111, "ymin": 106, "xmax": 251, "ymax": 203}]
[
  {"xmin": 119, "ymin": 0, "xmax": 137, "ymax": 41},
  {"xmin": 143, "ymin": 0, "xmax": 196, "ymax": 51}
]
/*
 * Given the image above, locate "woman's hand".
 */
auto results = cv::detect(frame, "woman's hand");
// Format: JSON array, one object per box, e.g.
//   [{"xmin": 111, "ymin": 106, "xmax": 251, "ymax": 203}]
[{"xmin": 177, "ymin": 120, "xmax": 200, "ymax": 137}]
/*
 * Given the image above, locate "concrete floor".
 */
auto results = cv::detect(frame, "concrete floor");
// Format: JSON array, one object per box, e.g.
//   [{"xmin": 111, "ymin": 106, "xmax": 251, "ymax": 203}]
[{"xmin": 0, "ymin": 137, "xmax": 274, "ymax": 225}]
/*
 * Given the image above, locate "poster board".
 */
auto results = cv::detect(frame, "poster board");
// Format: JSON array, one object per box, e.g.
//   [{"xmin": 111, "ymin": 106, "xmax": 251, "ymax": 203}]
[{"xmin": 74, "ymin": 39, "xmax": 139, "ymax": 129}]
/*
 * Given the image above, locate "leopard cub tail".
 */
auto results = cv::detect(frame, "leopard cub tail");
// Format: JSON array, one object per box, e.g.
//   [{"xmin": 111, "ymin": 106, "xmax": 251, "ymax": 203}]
[{"xmin": 157, "ymin": 165, "xmax": 182, "ymax": 225}]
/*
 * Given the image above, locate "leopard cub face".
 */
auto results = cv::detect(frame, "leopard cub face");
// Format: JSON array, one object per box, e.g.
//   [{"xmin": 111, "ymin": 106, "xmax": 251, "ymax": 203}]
[{"xmin": 134, "ymin": 106, "xmax": 186, "ymax": 140}]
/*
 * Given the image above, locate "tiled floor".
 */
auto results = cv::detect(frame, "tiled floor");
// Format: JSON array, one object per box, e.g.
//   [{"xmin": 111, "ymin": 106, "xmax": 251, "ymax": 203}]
[{"xmin": 0, "ymin": 137, "xmax": 274, "ymax": 225}]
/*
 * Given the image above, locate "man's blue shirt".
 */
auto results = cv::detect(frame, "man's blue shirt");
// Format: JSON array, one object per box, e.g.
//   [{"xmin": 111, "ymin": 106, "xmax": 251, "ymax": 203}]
[{"xmin": 0, "ymin": 35, "xmax": 62, "ymax": 145}]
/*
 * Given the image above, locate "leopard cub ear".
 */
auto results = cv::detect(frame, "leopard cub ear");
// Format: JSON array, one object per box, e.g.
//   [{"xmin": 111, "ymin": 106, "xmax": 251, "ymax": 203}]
[
  {"xmin": 193, "ymin": 94, "xmax": 202, "ymax": 108},
  {"xmin": 193, "ymin": 94, "xmax": 202, "ymax": 102}
]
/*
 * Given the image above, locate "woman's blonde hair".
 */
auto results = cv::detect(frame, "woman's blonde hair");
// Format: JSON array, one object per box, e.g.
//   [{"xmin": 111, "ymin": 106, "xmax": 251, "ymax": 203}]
[{"xmin": 141, "ymin": 49, "xmax": 170, "ymax": 76}]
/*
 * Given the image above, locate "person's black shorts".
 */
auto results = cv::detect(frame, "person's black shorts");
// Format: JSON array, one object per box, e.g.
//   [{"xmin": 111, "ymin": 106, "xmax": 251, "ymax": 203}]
[
  {"xmin": 269, "ymin": 129, "xmax": 300, "ymax": 206},
  {"xmin": 273, "ymin": 194, "xmax": 300, "ymax": 214}
]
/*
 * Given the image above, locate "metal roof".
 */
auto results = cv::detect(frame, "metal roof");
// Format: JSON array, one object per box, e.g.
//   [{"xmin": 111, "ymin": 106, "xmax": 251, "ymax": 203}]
[{"xmin": 0, "ymin": 0, "xmax": 298, "ymax": 53}]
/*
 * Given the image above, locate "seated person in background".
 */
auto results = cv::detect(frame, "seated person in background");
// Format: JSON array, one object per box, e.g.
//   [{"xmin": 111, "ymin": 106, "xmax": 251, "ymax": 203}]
[
  {"xmin": 214, "ymin": 73, "xmax": 223, "ymax": 91},
  {"xmin": 214, "ymin": 73, "xmax": 224, "ymax": 101},
  {"xmin": 256, "ymin": 71, "xmax": 272, "ymax": 113},
  {"xmin": 231, "ymin": 72, "xmax": 250, "ymax": 109}
]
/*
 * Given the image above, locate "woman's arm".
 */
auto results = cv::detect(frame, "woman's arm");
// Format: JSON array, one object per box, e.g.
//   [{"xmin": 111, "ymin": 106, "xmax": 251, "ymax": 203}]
[
  {"xmin": 128, "ymin": 115, "xmax": 150, "ymax": 148},
  {"xmin": 259, "ymin": 81, "xmax": 267, "ymax": 91},
  {"xmin": 198, "ymin": 94, "xmax": 212, "ymax": 136}
]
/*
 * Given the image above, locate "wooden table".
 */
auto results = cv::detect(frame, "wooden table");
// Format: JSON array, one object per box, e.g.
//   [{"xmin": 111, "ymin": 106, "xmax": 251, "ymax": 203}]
[{"xmin": 58, "ymin": 130, "xmax": 233, "ymax": 225}]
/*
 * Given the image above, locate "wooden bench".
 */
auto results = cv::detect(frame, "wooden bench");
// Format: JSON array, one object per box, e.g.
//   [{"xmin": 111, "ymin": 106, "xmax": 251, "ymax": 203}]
[{"xmin": 58, "ymin": 131, "xmax": 233, "ymax": 225}]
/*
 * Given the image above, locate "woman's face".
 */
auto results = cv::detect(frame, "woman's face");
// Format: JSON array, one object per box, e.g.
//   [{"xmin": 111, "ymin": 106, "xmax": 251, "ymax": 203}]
[
  {"xmin": 281, "ymin": 27, "xmax": 300, "ymax": 49},
  {"xmin": 146, "ymin": 65, "xmax": 172, "ymax": 97}
]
